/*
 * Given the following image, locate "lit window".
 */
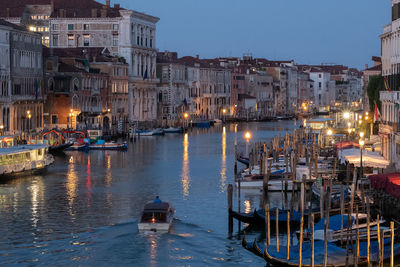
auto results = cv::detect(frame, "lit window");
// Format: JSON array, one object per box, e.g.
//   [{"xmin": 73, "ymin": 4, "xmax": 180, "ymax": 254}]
[
  {"xmin": 45, "ymin": 27, "xmax": 49, "ymax": 32},
  {"xmin": 31, "ymin": 15, "xmax": 36, "ymax": 20},
  {"xmin": 45, "ymin": 15, "xmax": 49, "ymax": 19},
  {"xmin": 83, "ymin": 34, "xmax": 90, "ymax": 47},
  {"xmin": 68, "ymin": 34, "xmax": 74, "ymax": 46},
  {"xmin": 29, "ymin": 26, "xmax": 36, "ymax": 32}
]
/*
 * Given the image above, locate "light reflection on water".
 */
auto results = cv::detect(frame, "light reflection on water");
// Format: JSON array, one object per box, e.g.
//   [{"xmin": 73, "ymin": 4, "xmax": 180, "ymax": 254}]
[
  {"xmin": 181, "ymin": 133, "xmax": 190, "ymax": 198},
  {"xmin": 220, "ymin": 126, "xmax": 227, "ymax": 192},
  {"xmin": 0, "ymin": 121, "xmax": 299, "ymax": 266}
]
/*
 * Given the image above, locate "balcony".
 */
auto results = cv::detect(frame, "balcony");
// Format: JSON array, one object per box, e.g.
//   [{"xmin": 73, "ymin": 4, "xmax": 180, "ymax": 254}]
[
  {"xmin": 380, "ymin": 91, "xmax": 400, "ymax": 102},
  {"xmin": 383, "ymin": 23, "xmax": 392, "ymax": 35}
]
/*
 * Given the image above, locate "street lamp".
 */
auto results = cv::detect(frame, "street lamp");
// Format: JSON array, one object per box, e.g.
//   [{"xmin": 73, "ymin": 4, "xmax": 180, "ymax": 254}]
[
  {"xmin": 183, "ymin": 113, "xmax": 189, "ymax": 130},
  {"xmin": 343, "ymin": 112, "xmax": 350, "ymax": 119},
  {"xmin": 26, "ymin": 110, "xmax": 31, "ymax": 134},
  {"xmin": 222, "ymin": 108, "xmax": 227, "ymax": 123},
  {"xmin": 244, "ymin": 131, "xmax": 252, "ymax": 156}
]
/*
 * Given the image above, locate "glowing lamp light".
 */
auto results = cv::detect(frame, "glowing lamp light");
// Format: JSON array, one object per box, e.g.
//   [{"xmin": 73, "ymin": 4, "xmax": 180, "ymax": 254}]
[
  {"xmin": 347, "ymin": 122, "xmax": 351, "ymax": 127},
  {"xmin": 359, "ymin": 120, "xmax": 362, "ymax": 125},
  {"xmin": 360, "ymin": 132, "xmax": 365, "ymax": 138},
  {"xmin": 222, "ymin": 109, "xmax": 227, "ymax": 114},
  {"xmin": 184, "ymin": 113, "xmax": 189, "ymax": 119},
  {"xmin": 244, "ymin": 131, "xmax": 252, "ymax": 141},
  {"xmin": 343, "ymin": 112, "xmax": 350, "ymax": 119},
  {"xmin": 151, "ymin": 217, "xmax": 156, "ymax": 224},
  {"xmin": 359, "ymin": 140, "xmax": 365, "ymax": 147},
  {"xmin": 348, "ymin": 128, "xmax": 352, "ymax": 134},
  {"xmin": 365, "ymin": 116, "xmax": 369, "ymax": 120},
  {"xmin": 327, "ymin": 129, "xmax": 333, "ymax": 136},
  {"xmin": 365, "ymin": 112, "xmax": 369, "ymax": 116}
]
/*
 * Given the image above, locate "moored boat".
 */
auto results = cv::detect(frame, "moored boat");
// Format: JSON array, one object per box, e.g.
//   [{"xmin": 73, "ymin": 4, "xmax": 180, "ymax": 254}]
[
  {"xmin": 164, "ymin": 127, "xmax": 183, "ymax": 133},
  {"xmin": 89, "ymin": 141, "xmax": 127, "ymax": 150},
  {"xmin": 0, "ymin": 141, "xmax": 54, "ymax": 177},
  {"xmin": 138, "ymin": 201, "xmax": 174, "ymax": 232}
]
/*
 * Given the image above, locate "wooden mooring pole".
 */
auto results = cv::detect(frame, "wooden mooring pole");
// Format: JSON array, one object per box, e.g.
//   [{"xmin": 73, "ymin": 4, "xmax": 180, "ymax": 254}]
[{"xmin": 228, "ymin": 184, "xmax": 233, "ymax": 236}]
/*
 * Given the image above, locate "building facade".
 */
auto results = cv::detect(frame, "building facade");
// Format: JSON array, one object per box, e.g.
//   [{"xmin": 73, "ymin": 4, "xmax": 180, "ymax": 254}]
[{"xmin": 0, "ymin": 19, "xmax": 43, "ymax": 134}]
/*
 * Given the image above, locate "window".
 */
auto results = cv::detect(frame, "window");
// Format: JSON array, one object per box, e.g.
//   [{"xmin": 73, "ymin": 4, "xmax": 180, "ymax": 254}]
[
  {"xmin": 150, "ymin": 38, "xmax": 153, "ymax": 48},
  {"xmin": 68, "ymin": 24, "xmax": 74, "ymax": 30},
  {"xmin": 113, "ymin": 36, "xmax": 118, "ymax": 46},
  {"xmin": 83, "ymin": 34, "xmax": 90, "ymax": 47},
  {"xmin": 38, "ymin": 15, "xmax": 44, "ymax": 20},
  {"xmin": 319, "ymin": 74, "xmax": 322, "ymax": 78},
  {"xmin": 52, "ymin": 24, "xmax": 59, "ymax": 31},
  {"xmin": 113, "ymin": 24, "xmax": 119, "ymax": 30},
  {"xmin": 68, "ymin": 34, "xmax": 74, "ymax": 46},
  {"xmin": 45, "ymin": 15, "xmax": 49, "ymax": 19},
  {"xmin": 51, "ymin": 115, "xmax": 58, "ymax": 124},
  {"xmin": 44, "ymin": 27, "xmax": 49, "ymax": 32},
  {"xmin": 43, "ymin": 36, "xmax": 49, "ymax": 47},
  {"xmin": 52, "ymin": 34, "xmax": 58, "ymax": 46},
  {"xmin": 318, "ymin": 82, "xmax": 321, "ymax": 88},
  {"xmin": 73, "ymin": 79, "xmax": 79, "ymax": 91},
  {"xmin": 137, "ymin": 36, "xmax": 139, "ymax": 45},
  {"xmin": 31, "ymin": 15, "xmax": 37, "ymax": 20},
  {"xmin": 83, "ymin": 24, "xmax": 89, "ymax": 30}
]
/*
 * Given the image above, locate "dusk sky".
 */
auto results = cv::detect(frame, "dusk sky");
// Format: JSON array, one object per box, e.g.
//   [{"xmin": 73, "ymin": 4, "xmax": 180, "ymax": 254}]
[{"xmin": 104, "ymin": 0, "xmax": 391, "ymax": 70}]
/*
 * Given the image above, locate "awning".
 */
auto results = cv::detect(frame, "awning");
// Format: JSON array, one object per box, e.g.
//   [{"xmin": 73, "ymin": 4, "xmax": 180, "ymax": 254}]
[
  {"xmin": 335, "ymin": 141, "xmax": 360, "ymax": 150},
  {"xmin": 338, "ymin": 148, "xmax": 390, "ymax": 168}
]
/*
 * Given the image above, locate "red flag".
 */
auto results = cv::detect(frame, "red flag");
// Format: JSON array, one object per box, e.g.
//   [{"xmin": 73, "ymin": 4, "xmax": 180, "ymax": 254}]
[{"xmin": 374, "ymin": 102, "xmax": 381, "ymax": 123}]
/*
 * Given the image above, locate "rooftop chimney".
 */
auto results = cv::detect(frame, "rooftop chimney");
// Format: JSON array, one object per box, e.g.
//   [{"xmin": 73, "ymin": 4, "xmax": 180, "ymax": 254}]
[
  {"xmin": 91, "ymin": 8, "xmax": 97, "ymax": 18},
  {"xmin": 106, "ymin": 0, "xmax": 110, "ymax": 7},
  {"xmin": 59, "ymin": 9, "xmax": 65, "ymax": 18},
  {"xmin": 6, "ymin": 8, "xmax": 10, "ymax": 17},
  {"xmin": 114, "ymin": 4, "xmax": 120, "ymax": 9},
  {"xmin": 101, "ymin": 6, "xmax": 107, "ymax": 18},
  {"xmin": 195, "ymin": 54, "xmax": 199, "ymax": 60},
  {"xmin": 365, "ymin": 64, "xmax": 368, "ymax": 70}
]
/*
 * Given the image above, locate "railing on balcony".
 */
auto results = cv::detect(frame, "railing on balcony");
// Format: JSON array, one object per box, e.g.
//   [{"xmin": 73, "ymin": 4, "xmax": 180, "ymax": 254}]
[
  {"xmin": 383, "ymin": 23, "xmax": 392, "ymax": 35},
  {"xmin": 380, "ymin": 91, "xmax": 400, "ymax": 102}
]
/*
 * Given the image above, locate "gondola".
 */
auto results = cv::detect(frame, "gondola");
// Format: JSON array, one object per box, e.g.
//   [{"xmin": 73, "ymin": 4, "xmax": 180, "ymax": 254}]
[
  {"xmin": 253, "ymin": 208, "xmax": 303, "ymax": 225},
  {"xmin": 237, "ymin": 156, "xmax": 249, "ymax": 166},
  {"xmin": 229, "ymin": 208, "xmax": 257, "ymax": 224},
  {"xmin": 48, "ymin": 141, "xmax": 74, "ymax": 152}
]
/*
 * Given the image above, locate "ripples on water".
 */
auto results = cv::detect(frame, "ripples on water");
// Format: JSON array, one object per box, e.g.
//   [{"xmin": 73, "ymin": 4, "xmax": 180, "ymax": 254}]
[{"xmin": 0, "ymin": 121, "xmax": 299, "ymax": 266}]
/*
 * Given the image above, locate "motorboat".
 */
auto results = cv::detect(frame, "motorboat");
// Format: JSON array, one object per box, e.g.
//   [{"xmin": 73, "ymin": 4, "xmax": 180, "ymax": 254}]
[
  {"xmin": 136, "ymin": 129, "xmax": 165, "ymax": 136},
  {"xmin": 235, "ymin": 174, "xmax": 295, "ymax": 191},
  {"xmin": 88, "ymin": 140, "xmax": 127, "ymax": 150},
  {"xmin": 0, "ymin": 136, "xmax": 54, "ymax": 177},
  {"xmin": 138, "ymin": 201, "xmax": 174, "ymax": 232},
  {"xmin": 164, "ymin": 127, "xmax": 183, "ymax": 133}
]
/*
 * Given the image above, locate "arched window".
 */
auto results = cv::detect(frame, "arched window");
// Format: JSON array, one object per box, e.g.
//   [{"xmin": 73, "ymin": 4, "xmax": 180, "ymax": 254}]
[
  {"xmin": 72, "ymin": 94, "xmax": 79, "ymax": 109},
  {"xmin": 73, "ymin": 78, "xmax": 79, "ymax": 91},
  {"xmin": 48, "ymin": 78, "xmax": 54, "ymax": 91}
]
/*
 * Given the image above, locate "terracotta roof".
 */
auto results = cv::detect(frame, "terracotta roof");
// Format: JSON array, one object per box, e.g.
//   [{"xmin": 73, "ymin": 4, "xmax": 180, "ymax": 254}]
[
  {"xmin": 0, "ymin": 0, "xmax": 122, "ymax": 18},
  {"xmin": 44, "ymin": 47, "xmax": 119, "ymax": 63},
  {"xmin": 372, "ymin": 56, "xmax": 381, "ymax": 63},
  {"xmin": 0, "ymin": 18, "xmax": 29, "ymax": 31},
  {"xmin": 58, "ymin": 61, "xmax": 84, "ymax": 73},
  {"xmin": 364, "ymin": 64, "xmax": 382, "ymax": 72}
]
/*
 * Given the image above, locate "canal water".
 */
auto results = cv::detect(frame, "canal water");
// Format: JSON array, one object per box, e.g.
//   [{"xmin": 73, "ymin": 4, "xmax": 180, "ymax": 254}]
[{"xmin": 0, "ymin": 120, "xmax": 300, "ymax": 266}]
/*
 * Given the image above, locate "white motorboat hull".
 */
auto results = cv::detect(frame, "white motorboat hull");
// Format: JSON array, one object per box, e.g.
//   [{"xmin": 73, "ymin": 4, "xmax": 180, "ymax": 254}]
[
  {"xmin": 138, "ymin": 222, "xmax": 172, "ymax": 232},
  {"xmin": 235, "ymin": 179, "xmax": 295, "ymax": 191}
]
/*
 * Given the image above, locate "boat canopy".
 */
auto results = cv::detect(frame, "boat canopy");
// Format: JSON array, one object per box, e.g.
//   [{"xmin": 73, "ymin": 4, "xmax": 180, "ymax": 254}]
[
  {"xmin": 0, "ymin": 144, "xmax": 48, "ymax": 156},
  {"xmin": 143, "ymin": 202, "xmax": 170, "ymax": 212},
  {"xmin": 338, "ymin": 148, "xmax": 390, "ymax": 168}
]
